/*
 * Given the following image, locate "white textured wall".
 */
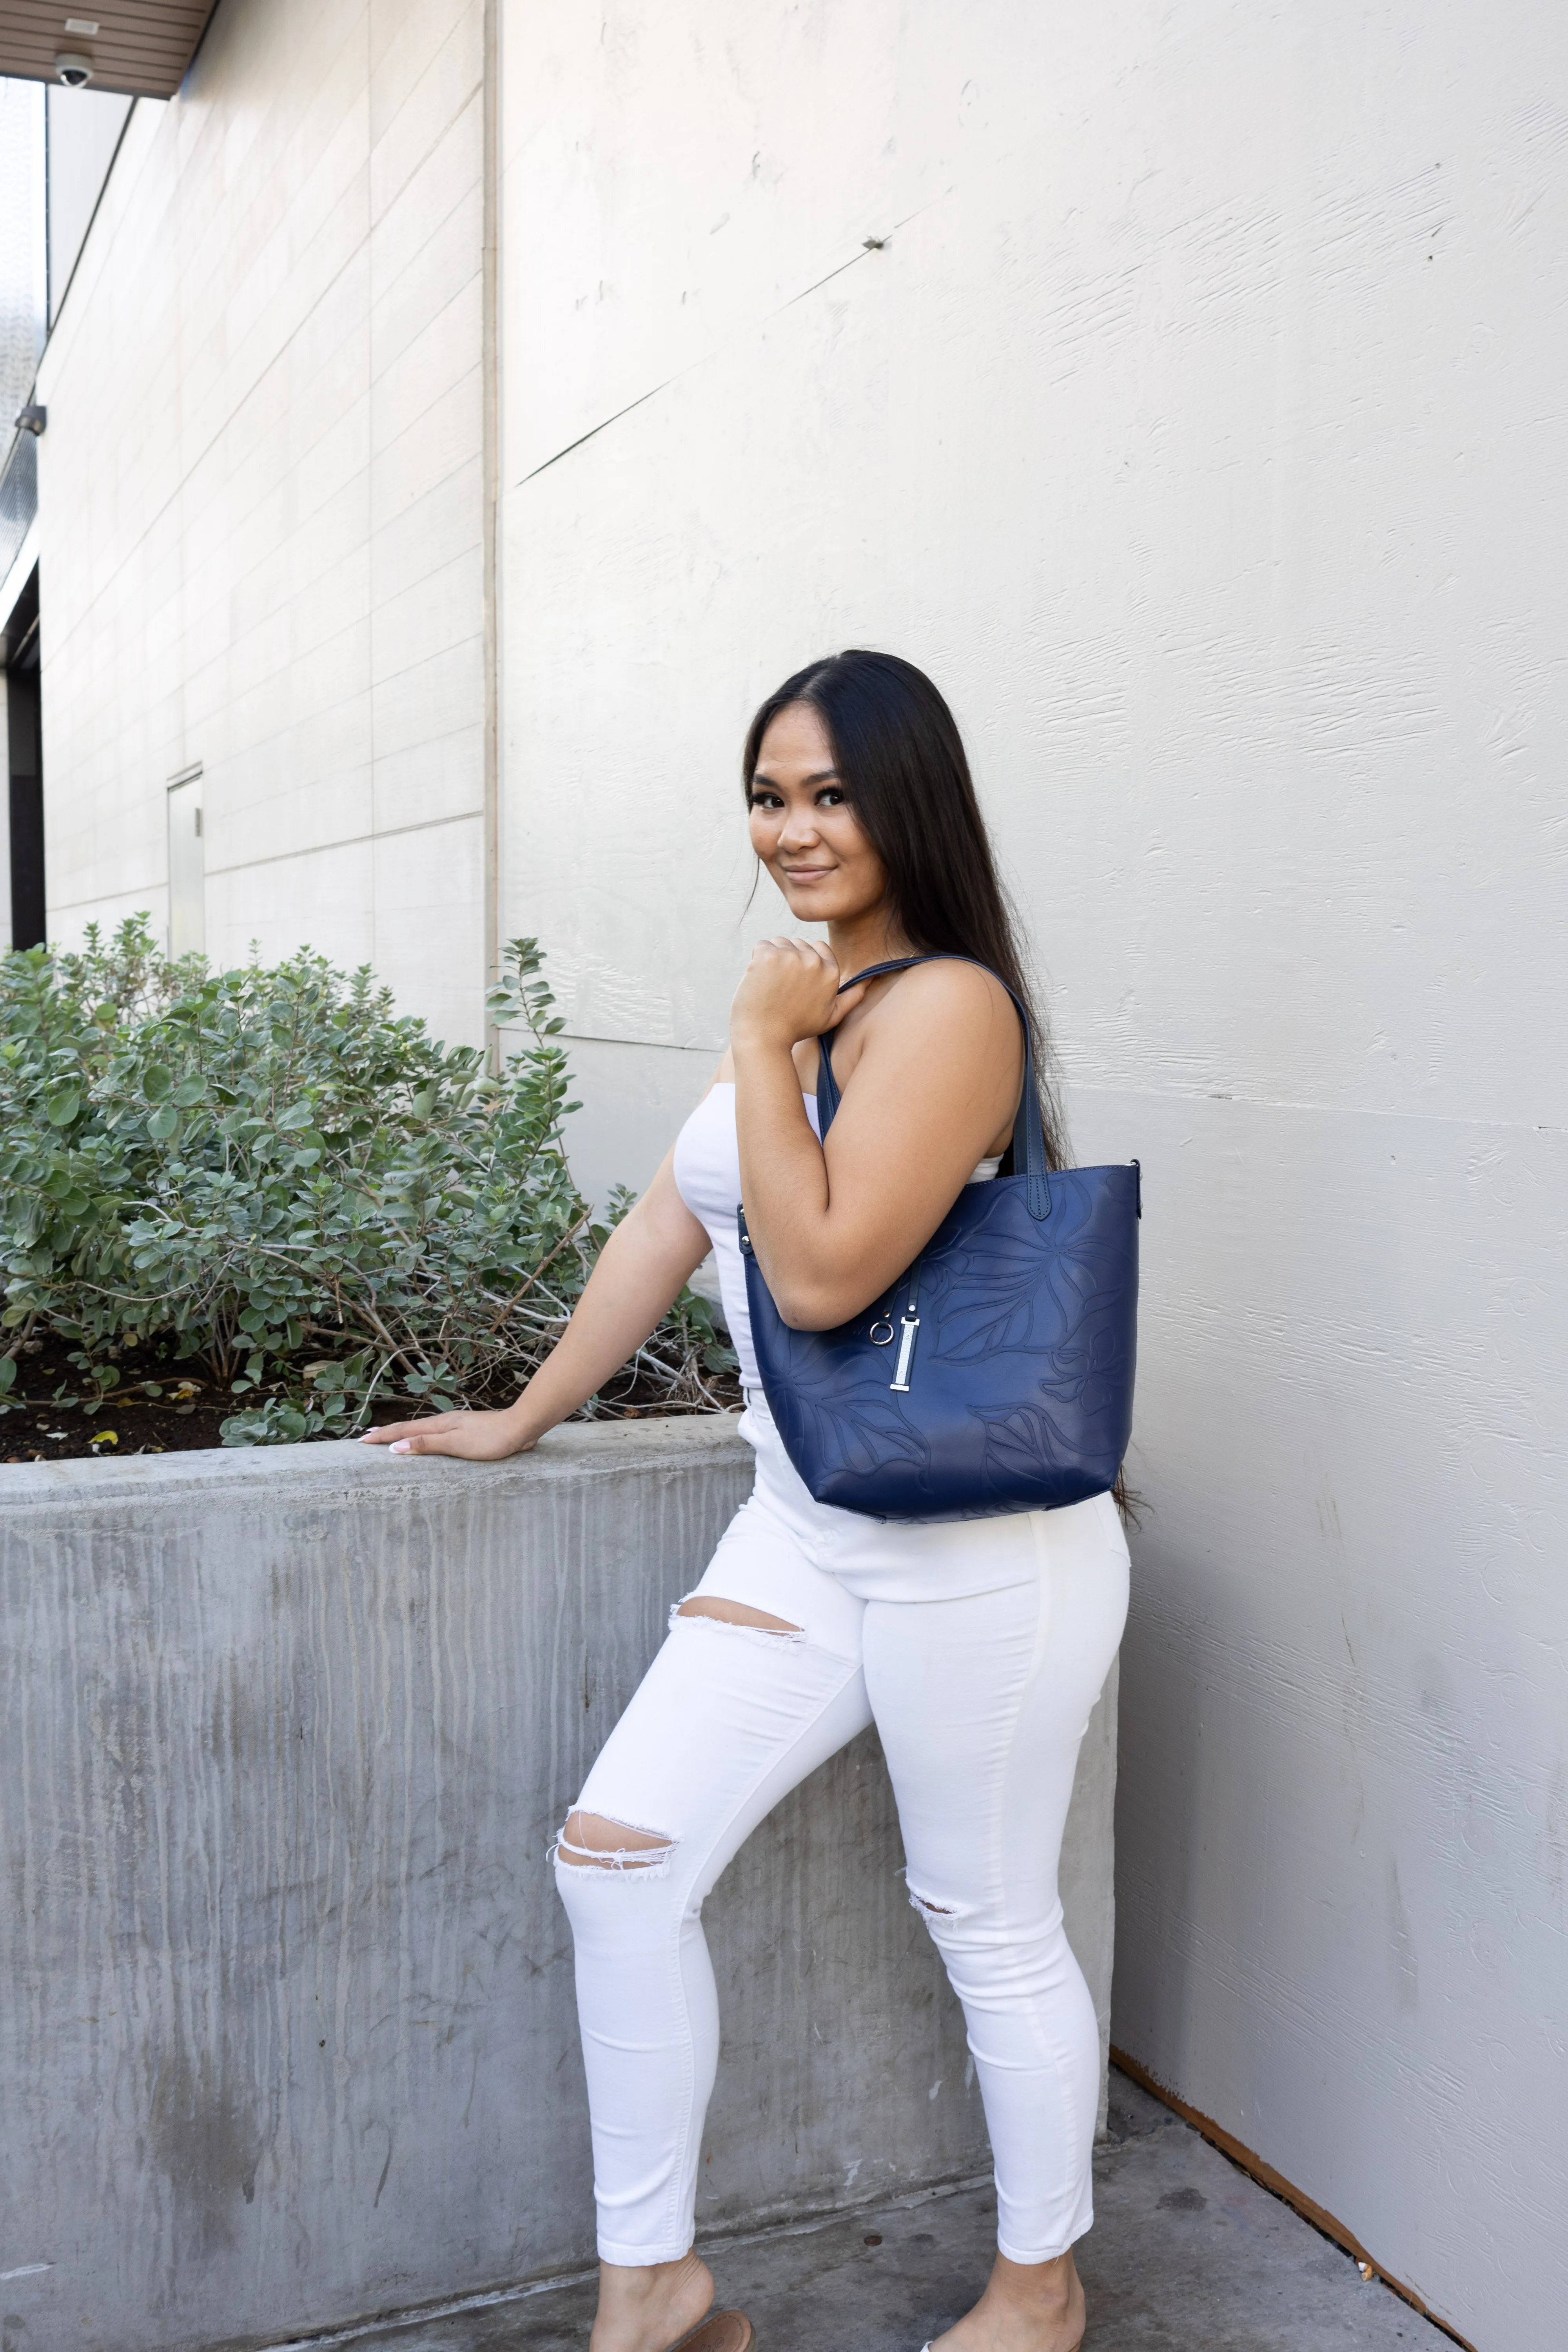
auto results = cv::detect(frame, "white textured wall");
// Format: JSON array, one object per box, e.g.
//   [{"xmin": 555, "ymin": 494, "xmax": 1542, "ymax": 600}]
[
  {"xmin": 498, "ymin": 5, "xmax": 1568, "ymax": 2347},
  {"xmin": 34, "ymin": 0, "xmax": 488, "ymax": 1045}
]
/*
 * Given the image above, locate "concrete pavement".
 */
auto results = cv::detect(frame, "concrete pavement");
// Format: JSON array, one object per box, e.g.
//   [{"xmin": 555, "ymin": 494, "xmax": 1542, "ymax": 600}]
[{"xmin": 266, "ymin": 2072, "xmax": 1453, "ymax": 2352}]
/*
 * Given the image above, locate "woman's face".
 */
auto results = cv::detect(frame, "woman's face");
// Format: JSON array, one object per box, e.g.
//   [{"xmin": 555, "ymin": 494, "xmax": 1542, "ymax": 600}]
[{"xmin": 747, "ymin": 701, "xmax": 890, "ymax": 928}]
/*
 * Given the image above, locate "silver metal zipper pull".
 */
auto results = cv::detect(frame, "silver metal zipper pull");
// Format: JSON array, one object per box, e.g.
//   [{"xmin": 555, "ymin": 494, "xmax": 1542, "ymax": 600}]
[
  {"xmin": 889, "ymin": 1259, "xmax": 923, "ymax": 1392},
  {"xmin": 889, "ymin": 1312, "xmax": 920, "ymax": 1392}
]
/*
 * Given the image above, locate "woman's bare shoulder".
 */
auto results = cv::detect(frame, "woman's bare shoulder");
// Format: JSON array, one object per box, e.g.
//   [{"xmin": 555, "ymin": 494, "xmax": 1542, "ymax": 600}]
[{"xmin": 871, "ymin": 956, "xmax": 1019, "ymax": 1043}]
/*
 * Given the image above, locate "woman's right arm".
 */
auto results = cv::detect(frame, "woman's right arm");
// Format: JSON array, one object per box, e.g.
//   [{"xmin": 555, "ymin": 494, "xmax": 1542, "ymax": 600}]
[{"xmin": 358, "ymin": 1146, "xmax": 713, "ymax": 1459}]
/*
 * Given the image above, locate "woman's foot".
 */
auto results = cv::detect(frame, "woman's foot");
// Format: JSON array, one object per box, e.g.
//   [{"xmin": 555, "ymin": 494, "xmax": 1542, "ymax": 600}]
[
  {"xmin": 588, "ymin": 2248, "xmax": 716, "ymax": 2352},
  {"xmin": 928, "ymin": 2249, "xmax": 1085, "ymax": 2352}
]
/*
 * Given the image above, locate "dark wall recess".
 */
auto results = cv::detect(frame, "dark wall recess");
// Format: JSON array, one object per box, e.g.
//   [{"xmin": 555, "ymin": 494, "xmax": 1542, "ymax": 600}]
[{"xmin": 4, "ymin": 566, "xmax": 45, "ymax": 950}]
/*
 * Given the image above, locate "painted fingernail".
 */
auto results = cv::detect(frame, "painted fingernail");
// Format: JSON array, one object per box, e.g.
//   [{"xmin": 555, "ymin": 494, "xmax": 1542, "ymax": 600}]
[{"xmin": 389, "ymin": 1440, "xmax": 411, "ymax": 1454}]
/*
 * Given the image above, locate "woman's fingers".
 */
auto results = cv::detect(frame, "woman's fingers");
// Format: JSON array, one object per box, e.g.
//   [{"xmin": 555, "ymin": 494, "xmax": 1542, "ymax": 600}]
[
  {"xmin": 359, "ymin": 1410, "xmax": 530, "ymax": 1461},
  {"xmin": 825, "ymin": 980, "xmax": 869, "ymax": 1026},
  {"xmin": 734, "ymin": 936, "xmax": 847, "ymax": 1044},
  {"xmin": 359, "ymin": 1413, "xmax": 464, "ymax": 1446},
  {"xmin": 755, "ymin": 935, "xmax": 838, "ymax": 972}
]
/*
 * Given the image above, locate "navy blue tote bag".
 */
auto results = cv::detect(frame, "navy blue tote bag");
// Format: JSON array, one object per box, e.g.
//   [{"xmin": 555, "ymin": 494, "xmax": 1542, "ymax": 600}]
[{"xmin": 738, "ymin": 956, "xmax": 1139, "ymax": 1522}]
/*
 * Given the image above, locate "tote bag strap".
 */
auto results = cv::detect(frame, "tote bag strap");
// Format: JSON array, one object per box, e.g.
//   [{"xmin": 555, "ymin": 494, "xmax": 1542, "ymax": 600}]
[{"xmin": 816, "ymin": 954, "xmax": 1053, "ymax": 1221}]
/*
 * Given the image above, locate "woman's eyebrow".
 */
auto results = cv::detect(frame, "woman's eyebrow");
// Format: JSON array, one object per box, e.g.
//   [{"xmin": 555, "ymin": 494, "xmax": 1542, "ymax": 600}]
[{"xmin": 753, "ymin": 767, "xmax": 841, "ymax": 787}]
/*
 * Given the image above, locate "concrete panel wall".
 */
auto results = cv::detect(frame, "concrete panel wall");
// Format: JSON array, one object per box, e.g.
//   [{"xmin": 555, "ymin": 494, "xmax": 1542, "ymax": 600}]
[
  {"xmin": 0, "ymin": 1422, "xmax": 1119, "ymax": 2352},
  {"xmin": 496, "ymin": 7, "xmax": 1568, "ymax": 2348},
  {"xmin": 33, "ymin": 0, "xmax": 488, "ymax": 1046}
]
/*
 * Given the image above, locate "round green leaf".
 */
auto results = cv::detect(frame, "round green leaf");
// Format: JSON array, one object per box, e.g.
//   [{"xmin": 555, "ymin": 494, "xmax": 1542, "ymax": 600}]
[
  {"xmin": 143, "ymin": 1064, "xmax": 173, "ymax": 1103},
  {"xmin": 171, "ymin": 1076, "xmax": 206, "ymax": 1107},
  {"xmin": 147, "ymin": 1103, "xmax": 179, "ymax": 1141},
  {"xmin": 45, "ymin": 1088, "xmax": 81, "ymax": 1126}
]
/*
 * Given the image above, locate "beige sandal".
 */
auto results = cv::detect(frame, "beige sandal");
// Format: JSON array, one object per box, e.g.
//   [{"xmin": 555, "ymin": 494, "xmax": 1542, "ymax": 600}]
[{"xmin": 663, "ymin": 2314, "xmax": 755, "ymax": 2352}]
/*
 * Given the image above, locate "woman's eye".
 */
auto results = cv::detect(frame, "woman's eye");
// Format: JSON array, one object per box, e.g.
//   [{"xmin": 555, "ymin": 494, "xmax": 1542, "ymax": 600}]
[
  {"xmin": 817, "ymin": 788, "xmax": 846, "ymax": 806},
  {"xmin": 750, "ymin": 791, "xmax": 784, "ymax": 810}
]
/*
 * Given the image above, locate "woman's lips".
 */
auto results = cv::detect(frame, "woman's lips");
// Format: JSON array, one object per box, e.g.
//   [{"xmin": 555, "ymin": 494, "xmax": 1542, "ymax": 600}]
[{"xmin": 782, "ymin": 865, "xmax": 834, "ymax": 881}]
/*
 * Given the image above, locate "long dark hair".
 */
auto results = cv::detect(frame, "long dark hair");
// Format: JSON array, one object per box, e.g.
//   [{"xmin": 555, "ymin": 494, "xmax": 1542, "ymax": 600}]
[{"xmin": 742, "ymin": 649, "xmax": 1068, "ymax": 1171}]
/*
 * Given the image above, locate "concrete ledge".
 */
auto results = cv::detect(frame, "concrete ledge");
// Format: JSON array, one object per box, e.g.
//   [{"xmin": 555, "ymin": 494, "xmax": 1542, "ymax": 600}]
[{"xmin": 0, "ymin": 1421, "xmax": 1117, "ymax": 2352}]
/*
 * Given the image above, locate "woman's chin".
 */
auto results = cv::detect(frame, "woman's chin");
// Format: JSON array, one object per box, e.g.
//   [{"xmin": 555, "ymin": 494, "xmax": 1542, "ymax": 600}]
[
  {"xmin": 776, "ymin": 882, "xmax": 870, "ymax": 926},
  {"xmin": 777, "ymin": 886, "xmax": 832, "ymax": 922}
]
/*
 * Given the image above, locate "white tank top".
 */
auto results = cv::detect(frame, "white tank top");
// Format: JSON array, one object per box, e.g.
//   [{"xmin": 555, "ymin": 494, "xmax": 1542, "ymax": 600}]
[{"xmin": 671, "ymin": 1082, "xmax": 1001, "ymax": 1390}]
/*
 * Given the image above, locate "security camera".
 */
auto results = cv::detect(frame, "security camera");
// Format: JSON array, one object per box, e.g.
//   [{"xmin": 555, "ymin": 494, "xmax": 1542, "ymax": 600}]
[{"xmin": 54, "ymin": 52, "xmax": 95, "ymax": 87}]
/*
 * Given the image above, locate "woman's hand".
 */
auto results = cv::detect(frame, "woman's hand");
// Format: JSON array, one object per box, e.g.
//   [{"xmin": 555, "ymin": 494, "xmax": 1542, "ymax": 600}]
[
  {"xmin": 730, "ymin": 937, "xmax": 868, "ymax": 1051},
  {"xmin": 359, "ymin": 1408, "xmax": 536, "ymax": 1459}
]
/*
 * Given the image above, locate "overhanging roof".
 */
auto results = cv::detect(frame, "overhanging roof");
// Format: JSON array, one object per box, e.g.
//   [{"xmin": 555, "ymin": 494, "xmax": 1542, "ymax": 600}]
[{"xmin": 0, "ymin": 2, "xmax": 214, "ymax": 98}]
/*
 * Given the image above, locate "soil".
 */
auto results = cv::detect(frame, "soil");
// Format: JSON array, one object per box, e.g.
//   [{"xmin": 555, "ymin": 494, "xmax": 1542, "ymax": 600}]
[{"xmin": 0, "ymin": 1329, "xmax": 739, "ymax": 1465}]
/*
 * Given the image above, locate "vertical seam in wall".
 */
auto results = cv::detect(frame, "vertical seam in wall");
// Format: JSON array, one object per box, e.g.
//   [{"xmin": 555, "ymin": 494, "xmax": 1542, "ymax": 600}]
[{"xmin": 481, "ymin": 0, "xmax": 502, "ymax": 1056}]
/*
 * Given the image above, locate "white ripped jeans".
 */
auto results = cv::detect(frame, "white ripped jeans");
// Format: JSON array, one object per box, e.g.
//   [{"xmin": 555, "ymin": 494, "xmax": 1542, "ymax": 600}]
[{"xmin": 553, "ymin": 1401, "xmax": 1130, "ymax": 2269}]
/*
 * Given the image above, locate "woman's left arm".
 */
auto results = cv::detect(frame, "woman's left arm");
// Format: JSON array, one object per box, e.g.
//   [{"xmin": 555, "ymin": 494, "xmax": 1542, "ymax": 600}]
[{"xmin": 731, "ymin": 943, "xmax": 1023, "ymax": 1329}]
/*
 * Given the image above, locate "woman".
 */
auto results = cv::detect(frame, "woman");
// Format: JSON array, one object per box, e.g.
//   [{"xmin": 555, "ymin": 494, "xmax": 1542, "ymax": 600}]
[{"xmin": 362, "ymin": 652, "xmax": 1130, "ymax": 2352}]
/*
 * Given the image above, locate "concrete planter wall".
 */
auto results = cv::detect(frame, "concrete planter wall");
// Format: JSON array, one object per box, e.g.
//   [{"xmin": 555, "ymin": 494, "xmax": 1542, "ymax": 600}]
[{"xmin": 0, "ymin": 1421, "xmax": 1118, "ymax": 2352}]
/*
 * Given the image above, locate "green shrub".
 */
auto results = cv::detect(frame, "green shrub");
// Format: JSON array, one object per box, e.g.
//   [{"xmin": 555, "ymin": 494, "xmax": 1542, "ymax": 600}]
[{"xmin": 0, "ymin": 918, "xmax": 734, "ymax": 1443}]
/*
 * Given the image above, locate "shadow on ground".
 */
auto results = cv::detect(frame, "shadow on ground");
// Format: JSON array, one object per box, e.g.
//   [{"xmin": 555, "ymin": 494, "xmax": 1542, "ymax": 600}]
[{"xmin": 287, "ymin": 2073, "xmax": 1449, "ymax": 2352}]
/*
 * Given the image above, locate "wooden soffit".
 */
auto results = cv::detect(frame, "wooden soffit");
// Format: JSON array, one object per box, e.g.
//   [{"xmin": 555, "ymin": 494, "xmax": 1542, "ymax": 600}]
[{"xmin": 0, "ymin": 2, "xmax": 214, "ymax": 98}]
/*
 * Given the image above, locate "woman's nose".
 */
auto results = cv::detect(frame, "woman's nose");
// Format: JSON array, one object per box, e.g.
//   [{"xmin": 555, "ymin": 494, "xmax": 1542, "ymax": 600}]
[{"xmin": 778, "ymin": 802, "xmax": 820, "ymax": 846}]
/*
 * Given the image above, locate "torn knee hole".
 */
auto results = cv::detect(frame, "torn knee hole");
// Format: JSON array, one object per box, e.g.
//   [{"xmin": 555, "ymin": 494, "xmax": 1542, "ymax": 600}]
[
  {"xmin": 556, "ymin": 1810, "xmax": 676, "ymax": 1872},
  {"xmin": 673, "ymin": 1596, "xmax": 804, "ymax": 1641},
  {"xmin": 907, "ymin": 1883, "xmax": 965, "ymax": 1923}
]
